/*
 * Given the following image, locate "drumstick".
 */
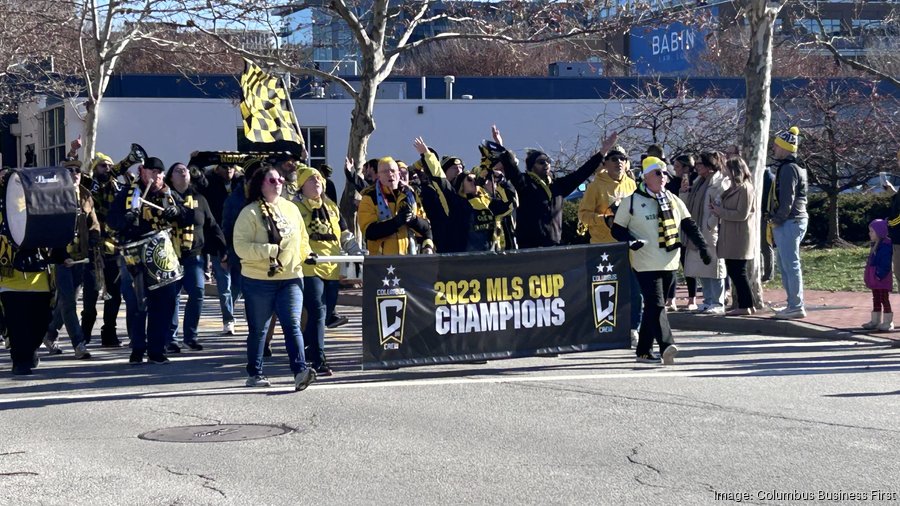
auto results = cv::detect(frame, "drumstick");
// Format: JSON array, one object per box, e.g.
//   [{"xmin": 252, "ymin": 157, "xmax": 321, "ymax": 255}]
[
  {"xmin": 139, "ymin": 198, "xmax": 165, "ymax": 211},
  {"xmin": 69, "ymin": 258, "xmax": 90, "ymax": 264}
]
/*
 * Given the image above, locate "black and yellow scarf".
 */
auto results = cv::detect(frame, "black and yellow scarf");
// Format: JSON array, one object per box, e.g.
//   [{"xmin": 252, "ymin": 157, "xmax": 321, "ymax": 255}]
[
  {"xmin": 173, "ymin": 193, "xmax": 195, "ymax": 254},
  {"xmin": 258, "ymin": 199, "xmax": 284, "ymax": 277},
  {"xmin": 527, "ymin": 171, "xmax": 552, "ymax": 201},
  {"xmin": 634, "ymin": 183, "xmax": 680, "ymax": 251},
  {"xmin": 299, "ymin": 197, "xmax": 340, "ymax": 242}
]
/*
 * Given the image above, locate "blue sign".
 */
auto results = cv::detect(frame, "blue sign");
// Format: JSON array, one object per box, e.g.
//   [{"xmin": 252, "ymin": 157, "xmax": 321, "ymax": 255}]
[{"xmin": 629, "ymin": 20, "xmax": 708, "ymax": 75}]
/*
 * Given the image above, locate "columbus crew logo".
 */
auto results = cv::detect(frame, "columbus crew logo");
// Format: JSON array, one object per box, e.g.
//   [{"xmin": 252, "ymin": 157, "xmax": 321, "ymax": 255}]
[
  {"xmin": 376, "ymin": 264, "xmax": 407, "ymax": 350},
  {"xmin": 591, "ymin": 252, "xmax": 617, "ymax": 329}
]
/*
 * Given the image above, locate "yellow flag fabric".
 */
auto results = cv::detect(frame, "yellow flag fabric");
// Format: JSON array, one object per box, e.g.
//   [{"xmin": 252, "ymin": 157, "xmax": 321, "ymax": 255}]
[{"xmin": 240, "ymin": 60, "xmax": 304, "ymax": 145}]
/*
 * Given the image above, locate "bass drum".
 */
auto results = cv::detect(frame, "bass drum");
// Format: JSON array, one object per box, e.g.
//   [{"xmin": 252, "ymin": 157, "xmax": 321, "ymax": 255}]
[{"xmin": 0, "ymin": 167, "xmax": 77, "ymax": 249}]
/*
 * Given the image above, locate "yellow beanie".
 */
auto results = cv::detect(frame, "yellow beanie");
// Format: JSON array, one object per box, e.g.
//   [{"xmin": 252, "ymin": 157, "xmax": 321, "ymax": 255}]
[
  {"xmin": 90, "ymin": 152, "xmax": 114, "ymax": 172},
  {"xmin": 295, "ymin": 166, "xmax": 322, "ymax": 190},
  {"xmin": 775, "ymin": 126, "xmax": 800, "ymax": 153},
  {"xmin": 641, "ymin": 156, "xmax": 666, "ymax": 177}
]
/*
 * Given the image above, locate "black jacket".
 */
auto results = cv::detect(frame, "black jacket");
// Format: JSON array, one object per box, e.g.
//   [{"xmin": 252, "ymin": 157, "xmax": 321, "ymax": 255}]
[
  {"xmin": 502, "ymin": 150, "xmax": 605, "ymax": 248},
  {"xmin": 200, "ymin": 171, "xmax": 239, "ymax": 225},
  {"xmin": 174, "ymin": 188, "xmax": 227, "ymax": 257},
  {"xmin": 108, "ymin": 182, "xmax": 187, "ymax": 242}
]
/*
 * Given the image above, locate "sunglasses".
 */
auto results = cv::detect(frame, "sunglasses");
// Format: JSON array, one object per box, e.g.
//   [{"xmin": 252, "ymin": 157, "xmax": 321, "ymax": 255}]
[
  {"xmin": 649, "ymin": 170, "xmax": 665, "ymax": 177},
  {"xmin": 96, "ymin": 163, "xmax": 111, "ymax": 168},
  {"xmin": 67, "ymin": 168, "xmax": 80, "ymax": 174},
  {"xmin": 267, "ymin": 176, "xmax": 285, "ymax": 185},
  {"xmin": 608, "ymin": 156, "xmax": 627, "ymax": 162},
  {"xmin": 535, "ymin": 158, "xmax": 551, "ymax": 166}
]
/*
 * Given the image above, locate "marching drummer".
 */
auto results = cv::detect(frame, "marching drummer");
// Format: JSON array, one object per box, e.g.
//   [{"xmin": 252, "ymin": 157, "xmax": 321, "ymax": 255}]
[
  {"xmin": 108, "ymin": 156, "xmax": 187, "ymax": 365},
  {"xmin": 42, "ymin": 159, "xmax": 101, "ymax": 360}
]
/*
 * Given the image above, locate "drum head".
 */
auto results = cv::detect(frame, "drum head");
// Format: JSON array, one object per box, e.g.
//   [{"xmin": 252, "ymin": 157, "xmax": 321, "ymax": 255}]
[{"xmin": 5, "ymin": 172, "xmax": 26, "ymax": 247}]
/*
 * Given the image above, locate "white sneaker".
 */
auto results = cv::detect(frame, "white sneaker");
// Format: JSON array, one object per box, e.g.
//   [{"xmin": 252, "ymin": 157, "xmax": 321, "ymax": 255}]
[
  {"xmin": 223, "ymin": 321, "xmax": 236, "ymax": 335},
  {"xmin": 2, "ymin": 335, "xmax": 9, "ymax": 349},
  {"xmin": 702, "ymin": 305, "xmax": 725, "ymax": 315},
  {"xmin": 630, "ymin": 329, "xmax": 639, "ymax": 348},
  {"xmin": 662, "ymin": 344, "xmax": 678, "ymax": 365},
  {"xmin": 74, "ymin": 342, "xmax": 92, "ymax": 360},
  {"xmin": 43, "ymin": 337, "xmax": 62, "ymax": 355},
  {"xmin": 773, "ymin": 307, "xmax": 807, "ymax": 320},
  {"xmin": 693, "ymin": 303, "xmax": 710, "ymax": 313},
  {"xmin": 245, "ymin": 375, "xmax": 270, "ymax": 387}
]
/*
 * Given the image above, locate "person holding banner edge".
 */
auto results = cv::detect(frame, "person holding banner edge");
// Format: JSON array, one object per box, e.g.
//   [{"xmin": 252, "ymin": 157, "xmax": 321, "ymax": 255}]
[{"xmin": 612, "ymin": 156, "xmax": 711, "ymax": 365}]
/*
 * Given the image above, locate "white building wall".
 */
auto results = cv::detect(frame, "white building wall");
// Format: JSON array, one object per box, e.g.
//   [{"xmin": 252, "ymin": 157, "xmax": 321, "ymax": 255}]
[{"xmin": 18, "ymin": 96, "xmax": 739, "ymax": 197}]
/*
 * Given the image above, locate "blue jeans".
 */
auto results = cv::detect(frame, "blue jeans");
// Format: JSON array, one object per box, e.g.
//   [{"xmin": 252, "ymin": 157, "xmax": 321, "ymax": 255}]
[
  {"xmin": 773, "ymin": 217, "xmax": 808, "ymax": 311},
  {"xmin": 629, "ymin": 269, "xmax": 642, "ymax": 331},
  {"xmin": 212, "ymin": 252, "xmax": 242, "ymax": 324},
  {"xmin": 169, "ymin": 254, "xmax": 206, "ymax": 343},
  {"xmin": 303, "ymin": 276, "xmax": 335, "ymax": 367},
  {"xmin": 325, "ymin": 278, "xmax": 340, "ymax": 319},
  {"xmin": 699, "ymin": 277, "xmax": 725, "ymax": 308},
  {"xmin": 243, "ymin": 276, "xmax": 307, "ymax": 377},
  {"xmin": 48, "ymin": 263, "xmax": 87, "ymax": 347},
  {"xmin": 119, "ymin": 258, "xmax": 179, "ymax": 356}
]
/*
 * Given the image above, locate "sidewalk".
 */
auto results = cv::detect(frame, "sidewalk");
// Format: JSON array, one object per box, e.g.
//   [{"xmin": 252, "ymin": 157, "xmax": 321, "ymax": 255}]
[{"xmin": 669, "ymin": 288, "xmax": 900, "ymax": 344}]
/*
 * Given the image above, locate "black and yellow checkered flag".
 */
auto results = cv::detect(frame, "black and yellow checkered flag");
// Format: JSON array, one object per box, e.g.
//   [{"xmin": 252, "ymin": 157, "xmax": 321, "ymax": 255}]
[{"xmin": 240, "ymin": 60, "xmax": 305, "ymax": 145}]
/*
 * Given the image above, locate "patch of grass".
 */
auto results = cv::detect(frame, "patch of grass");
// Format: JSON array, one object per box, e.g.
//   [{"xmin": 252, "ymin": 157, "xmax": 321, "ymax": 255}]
[{"xmin": 764, "ymin": 246, "xmax": 870, "ymax": 292}]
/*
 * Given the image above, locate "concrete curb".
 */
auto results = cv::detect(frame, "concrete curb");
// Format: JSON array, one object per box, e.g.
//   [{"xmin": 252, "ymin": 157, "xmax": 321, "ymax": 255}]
[{"xmin": 668, "ymin": 312, "xmax": 895, "ymax": 345}]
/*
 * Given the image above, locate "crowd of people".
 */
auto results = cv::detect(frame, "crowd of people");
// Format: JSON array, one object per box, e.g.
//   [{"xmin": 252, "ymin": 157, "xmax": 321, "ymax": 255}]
[{"xmin": 0, "ymin": 123, "xmax": 819, "ymax": 383}]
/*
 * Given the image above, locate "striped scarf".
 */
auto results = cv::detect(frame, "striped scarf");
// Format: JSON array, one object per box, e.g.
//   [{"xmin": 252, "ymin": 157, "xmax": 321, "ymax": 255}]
[
  {"xmin": 375, "ymin": 183, "xmax": 418, "ymax": 255},
  {"xmin": 258, "ymin": 198, "xmax": 284, "ymax": 277},
  {"xmin": 172, "ymin": 192, "xmax": 195, "ymax": 254},
  {"xmin": 299, "ymin": 197, "xmax": 339, "ymax": 242},
  {"xmin": 634, "ymin": 183, "xmax": 680, "ymax": 251}
]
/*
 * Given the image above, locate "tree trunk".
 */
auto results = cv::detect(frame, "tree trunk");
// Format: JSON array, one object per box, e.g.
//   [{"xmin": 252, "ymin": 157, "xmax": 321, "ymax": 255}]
[
  {"xmin": 742, "ymin": 0, "xmax": 783, "ymax": 309},
  {"xmin": 338, "ymin": 68, "xmax": 379, "ymax": 235},
  {"xmin": 826, "ymin": 191, "xmax": 839, "ymax": 246},
  {"xmin": 82, "ymin": 95, "xmax": 100, "ymax": 165}
]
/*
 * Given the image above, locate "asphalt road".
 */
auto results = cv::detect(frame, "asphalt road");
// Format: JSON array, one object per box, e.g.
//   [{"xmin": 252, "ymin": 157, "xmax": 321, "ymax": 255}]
[{"xmin": 1, "ymin": 300, "xmax": 899, "ymax": 505}]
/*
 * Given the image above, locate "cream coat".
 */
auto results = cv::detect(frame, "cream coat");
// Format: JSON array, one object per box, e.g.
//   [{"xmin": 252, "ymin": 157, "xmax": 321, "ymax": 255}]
[
  {"xmin": 683, "ymin": 171, "xmax": 729, "ymax": 279},
  {"xmin": 716, "ymin": 183, "xmax": 757, "ymax": 260}
]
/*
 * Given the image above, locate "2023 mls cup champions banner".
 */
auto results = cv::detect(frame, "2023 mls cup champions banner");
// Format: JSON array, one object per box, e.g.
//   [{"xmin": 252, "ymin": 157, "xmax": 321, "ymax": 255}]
[{"xmin": 362, "ymin": 243, "xmax": 631, "ymax": 369}]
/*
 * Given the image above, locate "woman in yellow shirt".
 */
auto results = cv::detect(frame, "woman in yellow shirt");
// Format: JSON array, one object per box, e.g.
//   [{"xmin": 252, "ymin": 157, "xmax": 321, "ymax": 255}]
[{"xmin": 233, "ymin": 166, "xmax": 314, "ymax": 391}]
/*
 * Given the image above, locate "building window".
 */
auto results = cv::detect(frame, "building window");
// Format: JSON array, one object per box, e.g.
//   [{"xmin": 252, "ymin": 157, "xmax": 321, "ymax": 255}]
[
  {"xmin": 42, "ymin": 106, "xmax": 66, "ymax": 166},
  {"xmin": 301, "ymin": 127, "xmax": 326, "ymax": 169}
]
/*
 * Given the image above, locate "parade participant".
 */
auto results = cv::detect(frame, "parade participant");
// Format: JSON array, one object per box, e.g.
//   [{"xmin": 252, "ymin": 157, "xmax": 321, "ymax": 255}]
[
  {"xmin": 769, "ymin": 126, "xmax": 809, "ymax": 320},
  {"xmin": 295, "ymin": 166, "xmax": 365, "ymax": 376},
  {"xmin": 80, "ymin": 146, "xmax": 145, "ymax": 347},
  {"xmin": 201, "ymin": 162, "xmax": 242, "ymax": 336},
  {"xmin": 42, "ymin": 159, "xmax": 100, "ymax": 359},
  {"xmin": 882, "ymin": 149, "xmax": 900, "ymax": 293},
  {"xmin": 358, "ymin": 157, "xmax": 434, "ymax": 256},
  {"xmin": 710, "ymin": 157, "xmax": 757, "ymax": 316},
  {"xmin": 274, "ymin": 152, "xmax": 302, "ymax": 200},
  {"xmin": 683, "ymin": 151, "xmax": 730, "ymax": 314},
  {"xmin": 612, "ymin": 157, "xmax": 711, "ymax": 365},
  {"xmin": 108, "ymin": 157, "xmax": 187, "ymax": 365},
  {"xmin": 0, "ymin": 169, "xmax": 61, "ymax": 375},
  {"xmin": 493, "ymin": 125, "xmax": 618, "ymax": 248},
  {"xmin": 166, "ymin": 163, "xmax": 226, "ymax": 352},
  {"xmin": 233, "ymin": 166, "xmax": 315, "ymax": 391},
  {"xmin": 409, "ymin": 146, "xmax": 465, "ymax": 253},
  {"xmin": 577, "ymin": 143, "xmax": 642, "ymax": 346},
  {"xmin": 475, "ymin": 160, "xmax": 518, "ymax": 251}
]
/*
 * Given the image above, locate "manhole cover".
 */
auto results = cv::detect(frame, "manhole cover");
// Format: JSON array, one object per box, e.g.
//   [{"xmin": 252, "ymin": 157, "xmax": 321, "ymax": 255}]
[{"xmin": 138, "ymin": 424, "xmax": 294, "ymax": 443}]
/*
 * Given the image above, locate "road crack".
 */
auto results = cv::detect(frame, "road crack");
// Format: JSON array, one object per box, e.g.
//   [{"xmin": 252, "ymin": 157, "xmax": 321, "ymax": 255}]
[
  {"xmin": 0, "ymin": 451, "xmax": 25, "ymax": 457},
  {"xmin": 0, "ymin": 471, "xmax": 38, "ymax": 477},
  {"xmin": 150, "ymin": 408, "xmax": 222, "ymax": 425},
  {"xmin": 626, "ymin": 444, "xmax": 666, "ymax": 488},
  {"xmin": 161, "ymin": 466, "xmax": 227, "ymax": 498}
]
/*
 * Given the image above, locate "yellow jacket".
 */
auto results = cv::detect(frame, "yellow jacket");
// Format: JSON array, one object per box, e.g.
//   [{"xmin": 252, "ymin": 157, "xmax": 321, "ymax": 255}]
[
  {"xmin": 578, "ymin": 170, "xmax": 636, "ymax": 244},
  {"xmin": 296, "ymin": 196, "xmax": 342, "ymax": 280},
  {"xmin": 233, "ymin": 197, "xmax": 311, "ymax": 281},
  {"xmin": 358, "ymin": 183, "xmax": 432, "ymax": 256}
]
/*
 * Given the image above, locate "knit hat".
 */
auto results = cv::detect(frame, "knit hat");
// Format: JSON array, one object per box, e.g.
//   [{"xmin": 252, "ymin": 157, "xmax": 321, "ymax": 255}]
[
  {"xmin": 775, "ymin": 126, "xmax": 800, "ymax": 153},
  {"xmin": 870, "ymin": 219, "xmax": 889, "ymax": 240},
  {"xmin": 295, "ymin": 166, "xmax": 323, "ymax": 191},
  {"xmin": 525, "ymin": 150, "xmax": 550, "ymax": 171},
  {"xmin": 441, "ymin": 156, "xmax": 462, "ymax": 171},
  {"xmin": 641, "ymin": 156, "xmax": 667, "ymax": 177},
  {"xmin": 91, "ymin": 153, "xmax": 114, "ymax": 172},
  {"xmin": 143, "ymin": 157, "xmax": 165, "ymax": 172}
]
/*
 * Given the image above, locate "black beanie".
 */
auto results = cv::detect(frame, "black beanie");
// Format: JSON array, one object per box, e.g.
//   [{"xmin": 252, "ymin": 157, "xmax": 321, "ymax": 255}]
[{"xmin": 525, "ymin": 150, "xmax": 547, "ymax": 171}]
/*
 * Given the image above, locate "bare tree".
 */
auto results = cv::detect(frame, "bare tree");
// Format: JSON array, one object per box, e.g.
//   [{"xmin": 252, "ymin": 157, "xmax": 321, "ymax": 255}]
[
  {"xmin": 593, "ymin": 79, "xmax": 743, "ymax": 158},
  {"xmin": 180, "ymin": 0, "xmax": 659, "ymax": 228},
  {"xmin": 774, "ymin": 79, "xmax": 900, "ymax": 246}
]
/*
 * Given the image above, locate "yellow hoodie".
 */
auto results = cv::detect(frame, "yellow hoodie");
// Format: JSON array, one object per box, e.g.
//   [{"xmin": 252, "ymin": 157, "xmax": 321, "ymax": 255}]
[
  {"xmin": 233, "ymin": 197, "xmax": 311, "ymax": 281},
  {"xmin": 578, "ymin": 169, "xmax": 636, "ymax": 244}
]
